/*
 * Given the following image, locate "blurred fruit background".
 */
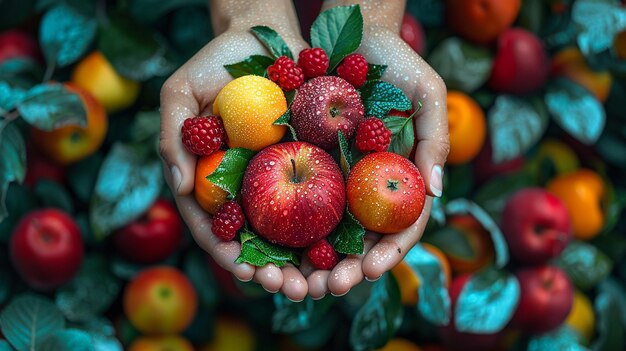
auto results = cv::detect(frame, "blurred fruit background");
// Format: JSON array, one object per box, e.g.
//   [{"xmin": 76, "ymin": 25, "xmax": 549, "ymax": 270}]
[{"xmin": 1, "ymin": 0, "xmax": 625, "ymax": 350}]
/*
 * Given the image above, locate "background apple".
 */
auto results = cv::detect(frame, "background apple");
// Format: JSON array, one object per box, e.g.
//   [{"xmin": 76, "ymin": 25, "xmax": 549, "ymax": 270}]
[
  {"xmin": 291, "ymin": 76, "xmax": 364, "ymax": 149},
  {"xmin": 0, "ymin": 29, "xmax": 39, "ymax": 63},
  {"xmin": 401, "ymin": 13, "xmax": 425, "ymax": 55},
  {"xmin": 113, "ymin": 198, "xmax": 183, "ymax": 264},
  {"xmin": 128, "ymin": 335, "xmax": 194, "ymax": 351},
  {"xmin": 501, "ymin": 188, "xmax": 571, "ymax": 265},
  {"xmin": 241, "ymin": 142, "xmax": 345, "ymax": 248},
  {"xmin": 10, "ymin": 209, "xmax": 84, "ymax": 290}
]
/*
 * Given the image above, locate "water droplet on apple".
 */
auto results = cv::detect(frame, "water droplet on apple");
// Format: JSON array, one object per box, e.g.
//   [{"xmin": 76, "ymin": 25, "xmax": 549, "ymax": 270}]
[{"xmin": 253, "ymin": 181, "xmax": 259, "ymax": 187}]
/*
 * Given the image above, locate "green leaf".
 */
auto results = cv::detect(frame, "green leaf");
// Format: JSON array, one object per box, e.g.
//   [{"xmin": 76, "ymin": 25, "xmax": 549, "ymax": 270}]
[
  {"xmin": 488, "ymin": 95, "xmax": 548, "ymax": 164},
  {"xmin": 272, "ymin": 295, "xmax": 315, "ymax": 333},
  {"xmin": 528, "ymin": 326, "xmax": 588, "ymax": 351},
  {"xmin": 328, "ymin": 209, "xmax": 364, "ymax": 255},
  {"xmin": 207, "ymin": 148, "xmax": 256, "ymax": 199},
  {"xmin": 55, "ymin": 256, "xmax": 121, "ymax": 322},
  {"xmin": 38, "ymin": 329, "xmax": 94, "ymax": 351},
  {"xmin": 34, "ymin": 179, "xmax": 74, "ymax": 213},
  {"xmin": 311, "ymin": 4, "xmax": 363, "ymax": 71},
  {"xmin": 592, "ymin": 279, "xmax": 626, "ymax": 351},
  {"xmin": 359, "ymin": 80, "xmax": 412, "ymax": 118},
  {"xmin": 131, "ymin": 110, "xmax": 161, "ymax": 142},
  {"xmin": 129, "ymin": 0, "xmax": 206, "ymax": 22},
  {"xmin": 17, "ymin": 83, "xmax": 87, "ymax": 131},
  {"xmin": 183, "ymin": 250, "xmax": 218, "ymax": 309},
  {"xmin": 0, "ymin": 58, "xmax": 43, "ymax": 89},
  {"xmin": 0, "ymin": 82, "xmax": 26, "ymax": 114},
  {"xmin": 404, "ymin": 243, "xmax": 451, "ymax": 326},
  {"xmin": 350, "ymin": 273, "xmax": 403, "ymax": 351},
  {"xmin": 0, "ymin": 294, "xmax": 65, "ymax": 351},
  {"xmin": 384, "ymin": 113, "xmax": 415, "ymax": 158},
  {"xmin": 236, "ymin": 230, "xmax": 300, "ymax": 267},
  {"xmin": 67, "ymin": 152, "xmax": 103, "ymax": 203},
  {"xmin": 90, "ymin": 142, "xmax": 163, "ymax": 239},
  {"xmin": 556, "ymin": 240, "xmax": 613, "ymax": 290},
  {"xmin": 424, "ymin": 226, "xmax": 475, "ymax": 260},
  {"xmin": 0, "ymin": 340, "xmax": 13, "ymax": 351},
  {"xmin": 366, "ymin": 64, "xmax": 387, "ymax": 81},
  {"xmin": 224, "ymin": 55, "xmax": 275, "ymax": 78},
  {"xmin": 0, "ymin": 123, "xmax": 26, "ymax": 222},
  {"xmin": 98, "ymin": 12, "xmax": 176, "ymax": 81},
  {"xmin": 455, "ymin": 267, "xmax": 520, "ymax": 333},
  {"xmin": 273, "ymin": 110, "xmax": 298, "ymax": 140},
  {"xmin": 0, "ymin": 184, "xmax": 36, "ymax": 242},
  {"xmin": 73, "ymin": 318, "xmax": 122, "ymax": 351},
  {"xmin": 338, "ymin": 130, "xmax": 352, "ymax": 179},
  {"xmin": 545, "ymin": 78, "xmax": 606, "ymax": 144},
  {"xmin": 250, "ymin": 26, "xmax": 293, "ymax": 60},
  {"xmin": 39, "ymin": 4, "xmax": 96, "ymax": 66}
]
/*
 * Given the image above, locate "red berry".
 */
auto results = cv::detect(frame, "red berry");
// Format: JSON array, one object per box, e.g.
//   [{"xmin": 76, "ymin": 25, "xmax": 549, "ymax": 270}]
[
  {"xmin": 336, "ymin": 53, "xmax": 368, "ymax": 88},
  {"xmin": 298, "ymin": 48, "xmax": 329, "ymax": 78},
  {"xmin": 212, "ymin": 201, "xmax": 245, "ymax": 241},
  {"xmin": 267, "ymin": 56, "xmax": 304, "ymax": 91},
  {"xmin": 181, "ymin": 115, "xmax": 225, "ymax": 156},
  {"xmin": 306, "ymin": 240, "xmax": 339, "ymax": 270},
  {"xmin": 355, "ymin": 118, "xmax": 392, "ymax": 153}
]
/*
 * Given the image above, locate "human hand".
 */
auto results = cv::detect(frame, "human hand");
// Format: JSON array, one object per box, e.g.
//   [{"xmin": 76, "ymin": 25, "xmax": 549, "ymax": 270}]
[{"xmin": 160, "ymin": 3, "xmax": 314, "ymax": 301}]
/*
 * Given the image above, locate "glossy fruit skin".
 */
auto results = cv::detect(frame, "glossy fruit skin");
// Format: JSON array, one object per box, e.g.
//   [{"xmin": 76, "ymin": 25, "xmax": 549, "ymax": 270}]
[
  {"xmin": 552, "ymin": 47, "xmax": 613, "ymax": 102},
  {"xmin": 124, "ymin": 266, "xmax": 198, "ymax": 334},
  {"xmin": 291, "ymin": 76, "xmax": 364, "ymax": 149},
  {"xmin": 446, "ymin": 215, "xmax": 495, "ymax": 274},
  {"xmin": 347, "ymin": 152, "xmax": 425, "ymax": 234},
  {"xmin": 489, "ymin": 28, "xmax": 550, "ymax": 94},
  {"xmin": 547, "ymin": 169, "xmax": 605, "ymax": 240},
  {"xmin": 213, "ymin": 75, "xmax": 287, "ymax": 151},
  {"xmin": 10, "ymin": 209, "xmax": 84, "ymax": 290},
  {"xmin": 401, "ymin": 13, "xmax": 425, "ymax": 55},
  {"xmin": 267, "ymin": 56, "xmax": 304, "ymax": 91},
  {"xmin": 0, "ymin": 30, "xmax": 39, "ymax": 63},
  {"xmin": 501, "ymin": 188, "xmax": 572, "ymax": 265},
  {"xmin": 71, "ymin": 52, "xmax": 140, "ymax": 112},
  {"xmin": 31, "ymin": 83, "xmax": 108, "ymax": 165},
  {"xmin": 128, "ymin": 335, "xmax": 194, "ymax": 351},
  {"xmin": 195, "ymin": 150, "xmax": 228, "ymax": 215},
  {"xmin": 211, "ymin": 201, "xmax": 245, "ymax": 241},
  {"xmin": 512, "ymin": 265, "xmax": 574, "ymax": 333},
  {"xmin": 446, "ymin": 0, "xmax": 521, "ymax": 45},
  {"xmin": 181, "ymin": 115, "xmax": 225, "ymax": 156},
  {"xmin": 241, "ymin": 142, "xmax": 345, "ymax": 247},
  {"xmin": 565, "ymin": 290, "xmax": 595, "ymax": 343},
  {"xmin": 200, "ymin": 316, "xmax": 255, "ymax": 351},
  {"xmin": 113, "ymin": 199, "xmax": 183, "ymax": 264},
  {"xmin": 446, "ymin": 91, "xmax": 486, "ymax": 164},
  {"xmin": 336, "ymin": 53, "xmax": 368, "ymax": 88}
]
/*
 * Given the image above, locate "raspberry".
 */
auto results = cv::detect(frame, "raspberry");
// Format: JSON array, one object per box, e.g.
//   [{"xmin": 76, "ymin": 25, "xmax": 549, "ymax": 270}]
[
  {"xmin": 212, "ymin": 201, "xmax": 245, "ymax": 241},
  {"xmin": 306, "ymin": 239, "xmax": 339, "ymax": 270},
  {"xmin": 181, "ymin": 115, "xmax": 225, "ymax": 156},
  {"xmin": 298, "ymin": 48, "xmax": 329, "ymax": 78},
  {"xmin": 336, "ymin": 53, "xmax": 369, "ymax": 88},
  {"xmin": 355, "ymin": 118, "xmax": 392, "ymax": 153},
  {"xmin": 267, "ymin": 56, "xmax": 304, "ymax": 91}
]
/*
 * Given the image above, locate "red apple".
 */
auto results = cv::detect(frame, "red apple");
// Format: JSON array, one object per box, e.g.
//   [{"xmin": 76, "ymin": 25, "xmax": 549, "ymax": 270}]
[
  {"xmin": 10, "ymin": 209, "xmax": 84, "ymax": 290},
  {"xmin": 291, "ymin": 76, "xmax": 364, "ymax": 149},
  {"xmin": 24, "ymin": 147, "xmax": 66, "ymax": 186},
  {"xmin": 401, "ymin": 13, "xmax": 426, "ymax": 55},
  {"xmin": 0, "ymin": 30, "xmax": 39, "ymax": 63},
  {"xmin": 512, "ymin": 265, "xmax": 574, "ymax": 333},
  {"xmin": 113, "ymin": 198, "xmax": 183, "ymax": 264},
  {"xmin": 501, "ymin": 188, "xmax": 571, "ymax": 265},
  {"xmin": 489, "ymin": 28, "xmax": 550, "ymax": 94},
  {"xmin": 241, "ymin": 141, "xmax": 345, "ymax": 247}
]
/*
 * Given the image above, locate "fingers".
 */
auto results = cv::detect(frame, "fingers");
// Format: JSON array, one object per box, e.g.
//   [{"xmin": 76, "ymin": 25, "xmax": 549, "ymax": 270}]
[
  {"xmin": 254, "ymin": 263, "xmax": 284, "ymax": 293},
  {"xmin": 362, "ymin": 197, "xmax": 433, "ymax": 280},
  {"xmin": 307, "ymin": 270, "xmax": 331, "ymax": 300},
  {"xmin": 327, "ymin": 235, "xmax": 378, "ymax": 297},
  {"xmin": 280, "ymin": 264, "xmax": 308, "ymax": 302}
]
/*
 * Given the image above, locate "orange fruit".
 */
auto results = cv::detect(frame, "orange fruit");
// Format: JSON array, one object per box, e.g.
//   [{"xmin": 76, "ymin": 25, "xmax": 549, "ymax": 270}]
[
  {"xmin": 392, "ymin": 243, "xmax": 452, "ymax": 306},
  {"xmin": 376, "ymin": 338, "xmax": 422, "ymax": 351},
  {"xmin": 71, "ymin": 52, "xmax": 140, "ymax": 112},
  {"xmin": 533, "ymin": 138, "xmax": 580, "ymax": 175},
  {"xmin": 446, "ymin": 215, "xmax": 495, "ymax": 274},
  {"xmin": 195, "ymin": 150, "xmax": 228, "ymax": 215},
  {"xmin": 213, "ymin": 75, "xmax": 287, "ymax": 151},
  {"xmin": 565, "ymin": 291, "xmax": 595, "ymax": 343},
  {"xmin": 547, "ymin": 169, "xmax": 605, "ymax": 240},
  {"xmin": 31, "ymin": 83, "xmax": 108, "ymax": 165},
  {"xmin": 446, "ymin": 91, "xmax": 486, "ymax": 165},
  {"xmin": 552, "ymin": 47, "xmax": 613, "ymax": 102},
  {"xmin": 128, "ymin": 335, "xmax": 194, "ymax": 351},
  {"xmin": 200, "ymin": 316, "xmax": 255, "ymax": 351},
  {"xmin": 446, "ymin": 0, "xmax": 521, "ymax": 44}
]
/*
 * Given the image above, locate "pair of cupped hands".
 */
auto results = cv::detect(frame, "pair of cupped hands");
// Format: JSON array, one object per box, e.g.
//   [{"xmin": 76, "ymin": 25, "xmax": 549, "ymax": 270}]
[{"xmin": 159, "ymin": 6, "xmax": 449, "ymax": 301}]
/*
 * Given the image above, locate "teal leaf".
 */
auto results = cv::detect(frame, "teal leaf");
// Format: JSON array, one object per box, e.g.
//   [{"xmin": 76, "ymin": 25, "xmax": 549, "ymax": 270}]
[
  {"xmin": 360, "ymin": 80, "xmax": 412, "ymax": 118},
  {"xmin": 131, "ymin": 110, "xmax": 161, "ymax": 142},
  {"xmin": 592, "ymin": 279, "xmax": 626, "ymax": 351},
  {"xmin": 38, "ymin": 329, "xmax": 94, "ymax": 351},
  {"xmin": 55, "ymin": 256, "xmax": 121, "ymax": 322},
  {"xmin": 350, "ymin": 273, "xmax": 403, "ymax": 351},
  {"xmin": 183, "ymin": 250, "xmax": 218, "ymax": 309},
  {"xmin": 0, "ymin": 82, "xmax": 26, "ymax": 113},
  {"xmin": 366, "ymin": 64, "xmax": 387, "ymax": 81},
  {"xmin": 338, "ymin": 130, "xmax": 352, "ymax": 179},
  {"xmin": 17, "ymin": 83, "xmax": 87, "ymax": 131},
  {"xmin": 224, "ymin": 55, "xmax": 275, "ymax": 78},
  {"xmin": 0, "ymin": 58, "xmax": 43, "ymax": 89},
  {"xmin": 273, "ymin": 110, "xmax": 298, "ymax": 140},
  {"xmin": 404, "ymin": 243, "xmax": 451, "ymax": 326},
  {"xmin": 0, "ymin": 340, "xmax": 13, "ymax": 351},
  {"xmin": 34, "ymin": 179, "xmax": 74, "ymax": 213},
  {"xmin": 555, "ymin": 240, "xmax": 612, "ymax": 290},
  {"xmin": 488, "ymin": 95, "xmax": 548, "ymax": 164},
  {"xmin": 310, "ymin": 4, "xmax": 363, "ymax": 71},
  {"xmin": 428, "ymin": 37, "xmax": 493, "ymax": 93},
  {"xmin": 384, "ymin": 112, "xmax": 416, "ymax": 158},
  {"xmin": 327, "ymin": 209, "xmax": 364, "ymax": 255},
  {"xmin": 67, "ymin": 153, "xmax": 103, "ymax": 203},
  {"xmin": 528, "ymin": 326, "xmax": 589, "ymax": 351},
  {"xmin": 207, "ymin": 147, "xmax": 256, "ymax": 199},
  {"xmin": 250, "ymin": 26, "xmax": 293, "ymax": 60},
  {"xmin": 406, "ymin": 0, "xmax": 444, "ymax": 27},
  {"xmin": 572, "ymin": 0, "xmax": 626, "ymax": 55},
  {"xmin": 545, "ymin": 78, "xmax": 606, "ymax": 144},
  {"xmin": 129, "ymin": 0, "xmax": 206, "ymax": 22},
  {"xmin": 235, "ymin": 230, "xmax": 300, "ymax": 267},
  {"xmin": 39, "ymin": 4, "xmax": 96, "ymax": 66},
  {"xmin": 272, "ymin": 295, "xmax": 315, "ymax": 333},
  {"xmin": 0, "ymin": 294, "xmax": 65, "ymax": 351},
  {"xmin": 0, "ymin": 123, "xmax": 26, "ymax": 222},
  {"xmin": 424, "ymin": 226, "xmax": 475, "ymax": 261},
  {"xmin": 90, "ymin": 142, "xmax": 163, "ymax": 239},
  {"xmin": 455, "ymin": 267, "xmax": 520, "ymax": 333}
]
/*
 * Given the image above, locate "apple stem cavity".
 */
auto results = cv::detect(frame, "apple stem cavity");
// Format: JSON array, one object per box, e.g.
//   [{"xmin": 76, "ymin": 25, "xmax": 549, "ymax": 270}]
[
  {"xmin": 387, "ymin": 179, "xmax": 399, "ymax": 191},
  {"xmin": 329, "ymin": 106, "xmax": 340, "ymax": 118},
  {"xmin": 291, "ymin": 158, "xmax": 299, "ymax": 183}
]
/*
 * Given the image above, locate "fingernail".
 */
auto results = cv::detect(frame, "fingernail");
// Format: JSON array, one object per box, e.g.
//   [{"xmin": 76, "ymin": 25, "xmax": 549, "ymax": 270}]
[
  {"xmin": 287, "ymin": 297, "xmax": 304, "ymax": 303},
  {"xmin": 264, "ymin": 287, "xmax": 279, "ymax": 294},
  {"xmin": 330, "ymin": 289, "xmax": 350, "ymax": 297},
  {"xmin": 312, "ymin": 294, "xmax": 326, "ymax": 300},
  {"xmin": 171, "ymin": 166, "xmax": 182, "ymax": 193},
  {"xmin": 236, "ymin": 276, "xmax": 253, "ymax": 283},
  {"xmin": 365, "ymin": 275, "xmax": 382, "ymax": 282},
  {"xmin": 430, "ymin": 165, "xmax": 443, "ymax": 197}
]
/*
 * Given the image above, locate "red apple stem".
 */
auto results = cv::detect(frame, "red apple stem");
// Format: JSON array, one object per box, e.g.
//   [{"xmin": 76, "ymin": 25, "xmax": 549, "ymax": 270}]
[{"xmin": 291, "ymin": 158, "xmax": 298, "ymax": 183}]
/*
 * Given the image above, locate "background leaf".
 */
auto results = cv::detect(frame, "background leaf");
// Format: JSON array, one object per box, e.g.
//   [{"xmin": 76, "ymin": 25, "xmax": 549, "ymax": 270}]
[
  {"xmin": 556, "ymin": 241, "xmax": 613, "ymax": 291},
  {"xmin": 592, "ymin": 279, "xmax": 626, "ymax": 351},
  {"xmin": 310, "ymin": 4, "xmax": 363, "ymax": 71},
  {"xmin": 17, "ymin": 83, "xmax": 86, "ymax": 131},
  {"xmin": 34, "ymin": 179, "xmax": 74, "ymax": 213},
  {"xmin": 39, "ymin": 4, "xmax": 96, "ymax": 66},
  {"xmin": 38, "ymin": 329, "xmax": 94, "ymax": 351},
  {"xmin": 423, "ymin": 226, "xmax": 475, "ymax": 261},
  {"xmin": 272, "ymin": 295, "xmax": 315, "ymax": 333},
  {"xmin": 528, "ymin": 326, "xmax": 589, "ymax": 351},
  {"xmin": 183, "ymin": 250, "xmax": 218, "ymax": 309},
  {"xmin": 572, "ymin": 0, "xmax": 626, "ymax": 56},
  {"xmin": 0, "ymin": 341, "xmax": 13, "ymax": 351},
  {"xmin": 0, "ymin": 58, "xmax": 43, "ymax": 90},
  {"xmin": 250, "ymin": 26, "xmax": 293, "ymax": 60},
  {"xmin": 129, "ymin": 0, "xmax": 206, "ymax": 23},
  {"xmin": 360, "ymin": 80, "xmax": 412, "ymax": 118},
  {"xmin": 0, "ymin": 123, "xmax": 26, "ymax": 222},
  {"xmin": 207, "ymin": 148, "xmax": 255, "ymax": 198}
]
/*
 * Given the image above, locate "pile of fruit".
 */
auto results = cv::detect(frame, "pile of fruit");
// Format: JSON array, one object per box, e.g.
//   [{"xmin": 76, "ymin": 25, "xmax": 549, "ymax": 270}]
[{"xmin": 0, "ymin": 0, "xmax": 625, "ymax": 350}]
